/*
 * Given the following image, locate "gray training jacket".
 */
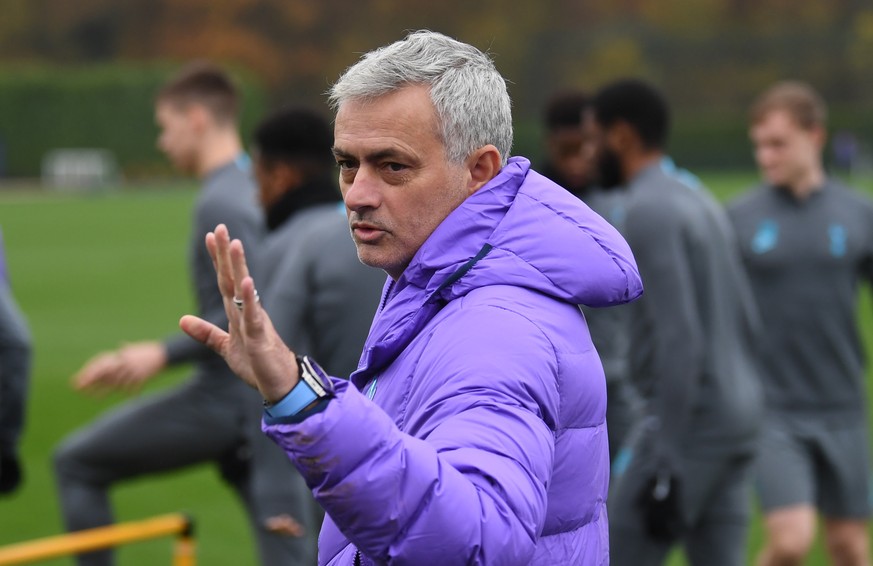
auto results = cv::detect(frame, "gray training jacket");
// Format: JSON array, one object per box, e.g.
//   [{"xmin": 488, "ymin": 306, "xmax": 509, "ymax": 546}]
[{"xmin": 622, "ymin": 164, "xmax": 764, "ymax": 464}]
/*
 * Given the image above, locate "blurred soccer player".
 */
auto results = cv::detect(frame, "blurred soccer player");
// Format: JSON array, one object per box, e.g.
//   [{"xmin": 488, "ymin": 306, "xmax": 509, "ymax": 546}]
[
  {"xmin": 0, "ymin": 229, "xmax": 32, "ymax": 496},
  {"xmin": 246, "ymin": 105, "xmax": 386, "ymax": 560},
  {"xmin": 540, "ymin": 90, "xmax": 599, "ymax": 194},
  {"xmin": 540, "ymin": 89, "xmax": 642, "ymax": 464},
  {"xmin": 53, "ymin": 62, "xmax": 302, "ymax": 565},
  {"xmin": 728, "ymin": 81, "xmax": 872, "ymax": 566},
  {"xmin": 592, "ymin": 78, "xmax": 764, "ymax": 566}
]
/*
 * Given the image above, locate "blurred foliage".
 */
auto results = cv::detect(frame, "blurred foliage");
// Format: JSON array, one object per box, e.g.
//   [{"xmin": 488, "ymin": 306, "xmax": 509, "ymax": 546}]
[
  {"xmin": 0, "ymin": 63, "xmax": 266, "ymax": 177},
  {"xmin": 0, "ymin": 0, "xmax": 872, "ymax": 174}
]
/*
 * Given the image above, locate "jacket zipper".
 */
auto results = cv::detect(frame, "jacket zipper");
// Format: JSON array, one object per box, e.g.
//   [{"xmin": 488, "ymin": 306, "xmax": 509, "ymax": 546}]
[{"xmin": 354, "ymin": 549, "xmax": 361, "ymax": 566}]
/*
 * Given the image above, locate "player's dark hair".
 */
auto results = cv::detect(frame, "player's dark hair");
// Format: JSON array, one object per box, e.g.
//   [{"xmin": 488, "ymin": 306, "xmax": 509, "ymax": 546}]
[
  {"xmin": 253, "ymin": 106, "xmax": 335, "ymax": 182},
  {"xmin": 544, "ymin": 90, "xmax": 590, "ymax": 131},
  {"xmin": 593, "ymin": 79, "xmax": 670, "ymax": 150},
  {"xmin": 157, "ymin": 61, "xmax": 239, "ymax": 125}
]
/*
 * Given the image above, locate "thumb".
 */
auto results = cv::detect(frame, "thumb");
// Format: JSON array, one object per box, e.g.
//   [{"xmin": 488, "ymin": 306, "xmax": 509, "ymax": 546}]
[{"xmin": 180, "ymin": 315, "xmax": 229, "ymax": 355}]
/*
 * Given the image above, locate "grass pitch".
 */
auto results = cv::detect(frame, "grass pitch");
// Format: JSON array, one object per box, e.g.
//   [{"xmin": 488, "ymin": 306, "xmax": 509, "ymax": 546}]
[{"xmin": 0, "ymin": 185, "xmax": 257, "ymax": 564}]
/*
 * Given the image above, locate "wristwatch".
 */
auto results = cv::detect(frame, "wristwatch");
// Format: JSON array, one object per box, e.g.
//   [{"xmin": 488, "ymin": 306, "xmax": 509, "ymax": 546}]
[
  {"xmin": 296, "ymin": 355, "xmax": 334, "ymax": 399},
  {"xmin": 263, "ymin": 355, "xmax": 335, "ymax": 421}
]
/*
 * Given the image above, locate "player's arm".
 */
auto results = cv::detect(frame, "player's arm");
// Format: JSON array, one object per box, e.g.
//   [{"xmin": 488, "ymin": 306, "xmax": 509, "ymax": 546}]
[
  {"xmin": 0, "ymin": 282, "xmax": 32, "ymax": 493},
  {"xmin": 625, "ymin": 203, "xmax": 703, "ymax": 472}
]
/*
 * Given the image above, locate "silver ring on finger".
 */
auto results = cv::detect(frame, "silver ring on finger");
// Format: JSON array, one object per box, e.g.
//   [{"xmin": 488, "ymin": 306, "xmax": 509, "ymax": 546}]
[{"xmin": 232, "ymin": 289, "xmax": 259, "ymax": 311}]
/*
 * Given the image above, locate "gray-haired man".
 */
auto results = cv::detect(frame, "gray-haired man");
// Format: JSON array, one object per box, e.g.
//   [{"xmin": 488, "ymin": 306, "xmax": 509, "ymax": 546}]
[{"xmin": 180, "ymin": 31, "xmax": 642, "ymax": 565}]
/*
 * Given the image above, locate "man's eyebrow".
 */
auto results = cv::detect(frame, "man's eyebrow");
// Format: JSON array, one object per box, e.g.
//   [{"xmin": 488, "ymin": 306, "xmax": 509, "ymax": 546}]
[
  {"xmin": 331, "ymin": 147, "xmax": 410, "ymax": 162},
  {"xmin": 331, "ymin": 147, "xmax": 352, "ymax": 160}
]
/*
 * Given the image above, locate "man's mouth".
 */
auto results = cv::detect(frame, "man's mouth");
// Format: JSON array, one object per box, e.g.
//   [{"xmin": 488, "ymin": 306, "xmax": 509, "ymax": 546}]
[{"xmin": 351, "ymin": 221, "xmax": 386, "ymax": 243}]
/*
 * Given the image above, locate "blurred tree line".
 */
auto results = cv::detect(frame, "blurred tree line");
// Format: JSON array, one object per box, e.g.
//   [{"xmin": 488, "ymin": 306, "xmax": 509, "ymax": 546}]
[{"xmin": 0, "ymin": 0, "xmax": 871, "ymax": 177}]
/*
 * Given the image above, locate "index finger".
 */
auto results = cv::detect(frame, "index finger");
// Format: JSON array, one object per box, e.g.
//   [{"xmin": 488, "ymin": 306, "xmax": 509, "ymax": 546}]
[
  {"xmin": 229, "ymin": 237, "xmax": 253, "ymax": 294},
  {"xmin": 206, "ymin": 224, "xmax": 240, "ymax": 302}
]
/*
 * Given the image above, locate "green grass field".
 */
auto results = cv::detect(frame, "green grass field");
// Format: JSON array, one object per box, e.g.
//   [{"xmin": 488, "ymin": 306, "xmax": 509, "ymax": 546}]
[{"xmin": 0, "ymin": 171, "xmax": 870, "ymax": 565}]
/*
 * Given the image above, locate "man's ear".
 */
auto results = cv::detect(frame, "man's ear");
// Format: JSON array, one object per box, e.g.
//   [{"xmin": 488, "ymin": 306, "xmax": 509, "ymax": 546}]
[
  {"xmin": 465, "ymin": 145, "xmax": 502, "ymax": 195},
  {"xmin": 187, "ymin": 104, "xmax": 210, "ymax": 132},
  {"xmin": 609, "ymin": 120, "xmax": 638, "ymax": 153},
  {"xmin": 259, "ymin": 161, "xmax": 304, "ymax": 206},
  {"xmin": 274, "ymin": 162, "xmax": 304, "ymax": 191},
  {"xmin": 810, "ymin": 125, "xmax": 827, "ymax": 151}
]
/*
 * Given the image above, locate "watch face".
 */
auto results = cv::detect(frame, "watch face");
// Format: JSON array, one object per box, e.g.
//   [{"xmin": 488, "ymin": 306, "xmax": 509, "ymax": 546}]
[{"xmin": 300, "ymin": 356, "xmax": 335, "ymax": 397}]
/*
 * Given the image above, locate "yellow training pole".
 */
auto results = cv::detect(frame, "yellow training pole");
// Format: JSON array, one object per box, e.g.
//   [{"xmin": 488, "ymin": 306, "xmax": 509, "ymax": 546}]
[{"xmin": 0, "ymin": 513, "xmax": 194, "ymax": 565}]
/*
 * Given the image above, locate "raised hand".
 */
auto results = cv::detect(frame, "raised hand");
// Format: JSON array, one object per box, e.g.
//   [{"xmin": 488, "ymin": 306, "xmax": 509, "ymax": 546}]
[{"xmin": 179, "ymin": 224, "xmax": 298, "ymax": 403}]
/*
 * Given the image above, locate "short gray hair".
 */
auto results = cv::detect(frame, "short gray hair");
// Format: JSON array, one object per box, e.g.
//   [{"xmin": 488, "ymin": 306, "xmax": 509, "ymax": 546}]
[{"xmin": 329, "ymin": 30, "xmax": 513, "ymax": 167}]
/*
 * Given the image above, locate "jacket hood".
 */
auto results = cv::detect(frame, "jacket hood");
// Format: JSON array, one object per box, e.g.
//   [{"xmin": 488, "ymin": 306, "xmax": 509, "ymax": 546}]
[
  {"xmin": 352, "ymin": 156, "xmax": 641, "ymax": 384},
  {"xmin": 401, "ymin": 156, "xmax": 641, "ymax": 306}
]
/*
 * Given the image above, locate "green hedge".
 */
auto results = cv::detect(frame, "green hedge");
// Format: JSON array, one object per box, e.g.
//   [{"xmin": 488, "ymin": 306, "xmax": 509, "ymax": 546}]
[
  {"xmin": 0, "ymin": 63, "xmax": 266, "ymax": 179},
  {"xmin": 3, "ymin": 63, "xmax": 868, "ymax": 178}
]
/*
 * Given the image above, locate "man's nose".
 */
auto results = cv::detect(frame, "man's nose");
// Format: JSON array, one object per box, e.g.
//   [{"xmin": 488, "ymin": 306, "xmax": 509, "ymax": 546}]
[{"xmin": 343, "ymin": 167, "xmax": 380, "ymax": 210}]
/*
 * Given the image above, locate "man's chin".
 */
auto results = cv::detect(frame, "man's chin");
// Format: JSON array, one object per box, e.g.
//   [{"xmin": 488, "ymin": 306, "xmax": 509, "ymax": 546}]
[
  {"xmin": 355, "ymin": 246, "xmax": 383, "ymax": 268},
  {"xmin": 356, "ymin": 248, "xmax": 402, "ymax": 278},
  {"xmin": 168, "ymin": 156, "xmax": 197, "ymax": 175},
  {"xmin": 761, "ymin": 170, "xmax": 786, "ymax": 187}
]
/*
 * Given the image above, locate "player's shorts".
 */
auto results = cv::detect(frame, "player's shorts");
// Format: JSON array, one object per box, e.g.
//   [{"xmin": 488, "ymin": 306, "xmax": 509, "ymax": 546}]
[{"xmin": 755, "ymin": 413, "xmax": 871, "ymax": 518}]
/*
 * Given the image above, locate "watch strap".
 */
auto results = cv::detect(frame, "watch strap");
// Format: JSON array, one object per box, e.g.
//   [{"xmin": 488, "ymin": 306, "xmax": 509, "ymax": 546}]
[
  {"xmin": 263, "ymin": 379, "xmax": 318, "ymax": 420},
  {"xmin": 263, "ymin": 397, "xmax": 331, "ymax": 425}
]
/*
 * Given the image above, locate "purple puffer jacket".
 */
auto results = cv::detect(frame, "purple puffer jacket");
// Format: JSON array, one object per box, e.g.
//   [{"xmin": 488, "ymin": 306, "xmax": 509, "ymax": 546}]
[{"xmin": 264, "ymin": 157, "xmax": 642, "ymax": 565}]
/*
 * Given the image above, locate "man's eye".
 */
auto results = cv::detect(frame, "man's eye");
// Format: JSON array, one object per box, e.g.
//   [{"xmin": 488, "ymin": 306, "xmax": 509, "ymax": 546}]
[
  {"xmin": 336, "ymin": 160, "xmax": 355, "ymax": 170},
  {"xmin": 385, "ymin": 162, "xmax": 406, "ymax": 172}
]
